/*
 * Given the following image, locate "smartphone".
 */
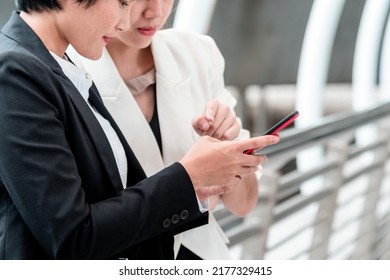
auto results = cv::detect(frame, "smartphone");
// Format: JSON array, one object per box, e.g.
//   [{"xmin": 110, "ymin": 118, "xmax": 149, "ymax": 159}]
[{"xmin": 244, "ymin": 110, "xmax": 299, "ymax": 155}]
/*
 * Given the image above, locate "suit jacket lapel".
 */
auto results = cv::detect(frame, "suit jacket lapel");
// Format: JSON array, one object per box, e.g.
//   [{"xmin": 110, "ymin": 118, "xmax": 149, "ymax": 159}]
[
  {"xmin": 88, "ymin": 84, "xmax": 147, "ymax": 188},
  {"xmin": 82, "ymin": 49, "xmax": 165, "ymax": 177},
  {"xmin": 151, "ymin": 35, "xmax": 197, "ymax": 167},
  {"xmin": 61, "ymin": 79, "xmax": 124, "ymax": 193}
]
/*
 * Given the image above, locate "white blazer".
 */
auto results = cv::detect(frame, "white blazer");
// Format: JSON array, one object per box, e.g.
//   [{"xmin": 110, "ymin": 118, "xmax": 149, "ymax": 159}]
[{"xmin": 69, "ymin": 29, "xmax": 249, "ymax": 259}]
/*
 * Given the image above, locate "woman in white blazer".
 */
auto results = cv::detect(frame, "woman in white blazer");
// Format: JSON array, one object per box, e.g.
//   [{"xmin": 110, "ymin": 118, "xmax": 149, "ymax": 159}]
[{"xmin": 69, "ymin": 0, "xmax": 260, "ymax": 259}]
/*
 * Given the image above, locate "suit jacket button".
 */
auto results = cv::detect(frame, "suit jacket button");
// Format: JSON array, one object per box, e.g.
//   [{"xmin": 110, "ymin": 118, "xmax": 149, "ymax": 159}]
[
  {"xmin": 180, "ymin": 210, "xmax": 189, "ymax": 220},
  {"xmin": 162, "ymin": 218, "xmax": 171, "ymax": 228},
  {"xmin": 171, "ymin": 214, "xmax": 180, "ymax": 224}
]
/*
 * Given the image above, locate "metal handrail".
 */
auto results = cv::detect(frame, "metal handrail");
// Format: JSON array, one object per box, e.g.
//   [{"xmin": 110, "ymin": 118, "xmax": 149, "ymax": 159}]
[
  {"xmin": 260, "ymin": 101, "xmax": 390, "ymax": 167},
  {"xmin": 217, "ymin": 101, "xmax": 390, "ymax": 259}
]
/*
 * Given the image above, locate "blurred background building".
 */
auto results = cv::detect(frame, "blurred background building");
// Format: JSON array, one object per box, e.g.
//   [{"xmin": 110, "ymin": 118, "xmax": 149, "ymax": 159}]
[{"xmin": 2, "ymin": 0, "xmax": 390, "ymax": 260}]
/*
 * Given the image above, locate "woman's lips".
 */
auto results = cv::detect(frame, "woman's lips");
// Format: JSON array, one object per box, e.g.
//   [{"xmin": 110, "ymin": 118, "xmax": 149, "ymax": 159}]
[{"xmin": 138, "ymin": 27, "xmax": 157, "ymax": 36}]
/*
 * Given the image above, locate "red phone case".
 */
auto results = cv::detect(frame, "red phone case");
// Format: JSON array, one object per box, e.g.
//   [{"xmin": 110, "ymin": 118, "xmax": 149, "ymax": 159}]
[{"xmin": 244, "ymin": 110, "xmax": 299, "ymax": 155}]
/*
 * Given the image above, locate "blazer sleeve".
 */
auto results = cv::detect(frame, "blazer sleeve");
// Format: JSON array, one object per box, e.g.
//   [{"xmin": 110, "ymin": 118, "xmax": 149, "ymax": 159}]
[{"xmin": 0, "ymin": 52, "xmax": 202, "ymax": 259}]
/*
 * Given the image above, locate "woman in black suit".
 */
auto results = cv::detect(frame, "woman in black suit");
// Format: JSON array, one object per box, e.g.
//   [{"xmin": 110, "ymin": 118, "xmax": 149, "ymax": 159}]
[{"xmin": 0, "ymin": 0, "xmax": 279, "ymax": 259}]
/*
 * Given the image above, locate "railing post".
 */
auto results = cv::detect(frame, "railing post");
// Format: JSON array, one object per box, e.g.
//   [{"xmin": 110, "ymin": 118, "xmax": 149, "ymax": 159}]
[
  {"xmin": 378, "ymin": 221, "xmax": 390, "ymax": 259},
  {"xmin": 239, "ymin": 170, "xmax": 280, "ymax": 259},
  {"xmin": 309, "ymin": 140, "xmax": 349, "ymax": 259},
  {"xmin": 353, "ymin": 124, "xmax": 390, "ymax": 259}
]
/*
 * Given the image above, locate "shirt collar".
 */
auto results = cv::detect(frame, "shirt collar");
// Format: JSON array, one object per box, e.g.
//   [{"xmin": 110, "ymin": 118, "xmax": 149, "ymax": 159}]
[
  {"xmin": 50, "ymin": 51, "xmax": 93, "ymax": 101},
  {"xmin": 124, "ymin": 67, "xmax": 156, "ymax": 95}
]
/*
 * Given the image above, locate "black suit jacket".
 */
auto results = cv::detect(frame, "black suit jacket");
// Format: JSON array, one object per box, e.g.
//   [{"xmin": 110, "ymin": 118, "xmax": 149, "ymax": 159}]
[{"xmin": 0, "ymin": 12, "xmax": 207, "ymax": 259}]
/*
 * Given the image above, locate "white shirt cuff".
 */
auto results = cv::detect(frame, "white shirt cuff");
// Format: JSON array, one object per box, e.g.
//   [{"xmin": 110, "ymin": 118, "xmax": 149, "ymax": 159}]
[{"xmin": 197, "ymin": 197, "xmax": 209, "ymax": 213}]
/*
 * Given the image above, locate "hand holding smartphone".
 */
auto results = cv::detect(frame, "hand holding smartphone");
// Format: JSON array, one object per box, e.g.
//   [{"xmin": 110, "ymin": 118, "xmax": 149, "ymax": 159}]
[{"xmin": 244, "ymin": 110, "xmax": 299, "ymax": 155}]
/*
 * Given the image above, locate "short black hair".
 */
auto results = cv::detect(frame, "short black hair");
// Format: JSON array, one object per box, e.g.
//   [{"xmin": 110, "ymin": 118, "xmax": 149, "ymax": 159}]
[{"xmin": 16, "ymin": 0, "xmax": 98, "ymax": 13}]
